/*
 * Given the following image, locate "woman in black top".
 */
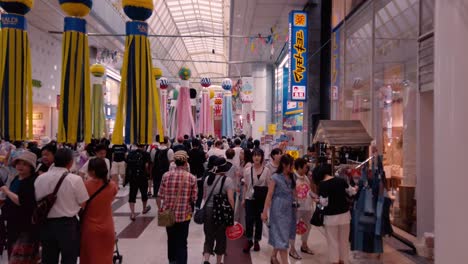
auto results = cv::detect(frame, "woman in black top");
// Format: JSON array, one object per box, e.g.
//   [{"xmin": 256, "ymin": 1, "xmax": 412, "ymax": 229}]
[
  {"xmin": 1, "ymin": 151, "xmax": 39, "ymax": 262},
  {"xmin": 316, "ymin": 164, "xmax": 356, "ymax": 264}
]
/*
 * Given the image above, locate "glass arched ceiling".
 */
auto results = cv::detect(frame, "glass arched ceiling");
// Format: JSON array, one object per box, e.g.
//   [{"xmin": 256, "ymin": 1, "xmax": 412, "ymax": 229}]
[{"xmin": 121, "ymin": 0, "xmax": 231, "ymax": 83}]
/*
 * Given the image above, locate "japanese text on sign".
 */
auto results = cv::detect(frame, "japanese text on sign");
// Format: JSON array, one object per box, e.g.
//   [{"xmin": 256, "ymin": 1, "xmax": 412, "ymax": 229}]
[{"xmin": 293, "ymin": 30, "xmax": 305, "ymax": 83}]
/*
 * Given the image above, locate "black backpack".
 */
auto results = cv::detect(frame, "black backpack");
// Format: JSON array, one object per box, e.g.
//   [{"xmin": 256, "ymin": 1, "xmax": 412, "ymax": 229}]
[
  {"xmin": 153, "ymin": 148, "xmax": 170, "ymax": 178},
  {"xmin": 126, "ymin": 150, "xmax": 146, "ymax": 178}
]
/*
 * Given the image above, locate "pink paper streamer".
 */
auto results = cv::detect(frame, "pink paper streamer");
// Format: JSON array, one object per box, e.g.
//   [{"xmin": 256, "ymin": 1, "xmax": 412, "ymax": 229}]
[{"xmin": 176, "ymin": 86, "xmax": 196, "ymax": 138}]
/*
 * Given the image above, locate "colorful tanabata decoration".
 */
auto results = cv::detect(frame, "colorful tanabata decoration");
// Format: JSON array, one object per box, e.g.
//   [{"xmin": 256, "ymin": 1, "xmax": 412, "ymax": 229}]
[
  {"xmin": 168, "ymin": 85, "xmax": 179, "ymax": 139},
  {"xmin": 198, "ymin": 77, "xmax": 212, "ymax": 136},
  {"xmin": 157, "ymin": 75, "xmax": 169, "ymax": 136},
  {"xmin": 113, "ymin": 0, "xmax": 163, "ymax": 144},
  {"xmin": 175, "ymin": 67, "xmax": 196, "ymax": 138},
  {"xmin": 221, "ymin": 78, "xmax": 234, "ymax": 138},
  {"xmin": 90, "ymin": 64, "xmax": 106, "ymax": 138},
  {"xmin": 0, "ymin": 0, "xmax": 34, "ymax": 141},
  {"xmin": 57, "ymin": 0, "xmax": 92, "ymax": 143}
]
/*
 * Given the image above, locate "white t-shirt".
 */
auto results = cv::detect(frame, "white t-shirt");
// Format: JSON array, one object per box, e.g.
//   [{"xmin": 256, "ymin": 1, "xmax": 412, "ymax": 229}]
[
  {"xmin": 232, "ymin": 147, "xmax": 243, "ymax": 168},
  {"xmin": 207, "ymin": 147, "xmax": 226, "ymax": 158},
  {"xmin": 79, "ymin": 157, "xmax": 111, "ymax": 179},
  {"xmin": 35, "ymin": 167, "xmax": 89, "ymax": 218}
]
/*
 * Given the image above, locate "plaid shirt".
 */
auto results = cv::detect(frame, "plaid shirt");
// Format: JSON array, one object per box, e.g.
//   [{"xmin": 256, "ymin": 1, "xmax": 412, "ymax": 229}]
[{"xmin": 158, "ymin": 167, "xmax": 198, "ymax": 222}]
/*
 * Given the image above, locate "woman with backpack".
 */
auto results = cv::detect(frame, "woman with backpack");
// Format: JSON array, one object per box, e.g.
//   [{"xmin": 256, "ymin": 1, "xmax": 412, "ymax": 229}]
[
  {"xmin": 202, "ymin": 157, "xmax": 235, "ymax": 264},
  {"xmin": 80, "ymin": 158, "xmax": 118, "ymax": 264}
]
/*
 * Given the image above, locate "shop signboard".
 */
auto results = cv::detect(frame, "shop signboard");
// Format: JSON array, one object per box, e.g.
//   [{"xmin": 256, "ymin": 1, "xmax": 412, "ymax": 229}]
[
  {"xmin": 241, "ymin": 77, "xmax": 254, "ymax": 103},
  {"xmin": 289, "ymin": 11, "xmax": 308, "ymax": 102},
  {"xmin": 331, "ymin": 27, "xmax": 341, "ymax": 101}
]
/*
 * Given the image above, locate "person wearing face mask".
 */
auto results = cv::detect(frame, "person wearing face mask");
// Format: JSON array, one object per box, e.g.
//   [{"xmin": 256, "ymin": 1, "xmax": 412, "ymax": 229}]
[{"xmin": 262, "ymin": 154, "xmax": 296, "ymax": 264}]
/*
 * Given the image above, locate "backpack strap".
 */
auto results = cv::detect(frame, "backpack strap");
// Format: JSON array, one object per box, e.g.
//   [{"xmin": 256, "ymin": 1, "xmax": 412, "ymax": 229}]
[
  {"xmin": 53, "ymin": 172, "xmax": 69, "ymax": 196},
  {"xmin": 202, "ymin": 175, "xmax": 223, "ymax": 208}
]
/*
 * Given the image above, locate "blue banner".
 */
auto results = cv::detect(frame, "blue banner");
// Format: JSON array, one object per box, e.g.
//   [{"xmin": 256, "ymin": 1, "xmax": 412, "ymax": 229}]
[
  {"xmin": 1, "ymin": 14, "xmax": 26, "ymax": 30},
  {"xmin": 288, "ymin": 11, "xmax": 308, "ymax": 102},
  {"xmin": 64, "ymin": 17, "xmax": 86, "ymax": 33},
  {"xmin": 126, "ymin": 21, "xmax": 149, "ymax": 36}
]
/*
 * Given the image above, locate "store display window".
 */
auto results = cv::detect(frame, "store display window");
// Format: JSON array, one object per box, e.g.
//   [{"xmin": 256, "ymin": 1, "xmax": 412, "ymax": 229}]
[{"xmin": 331, "ymin": 0, "xmax": 420, "ymax": 235}]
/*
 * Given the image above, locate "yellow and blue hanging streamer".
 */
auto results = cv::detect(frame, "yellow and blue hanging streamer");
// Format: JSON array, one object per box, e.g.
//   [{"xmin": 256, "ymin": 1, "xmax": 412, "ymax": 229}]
[
  {"xmin": 0, "ymin": 0, "xmax": 34, "ymax": 141},
  {"xmin": 90, "ymin": 63, "xmax": 106, "ymax": 138},
  {"xmin": 57, "ymin": 0, "xmax": 92, "ymax": 144},
  {"xmin": 113, "ymin": 0, "xmax": 163, "ymax": 145}
]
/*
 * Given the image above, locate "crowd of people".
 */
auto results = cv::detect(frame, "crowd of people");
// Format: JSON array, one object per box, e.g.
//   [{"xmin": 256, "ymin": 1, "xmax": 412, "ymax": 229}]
[{"xmin": 0, "ymin": 133, "xmax": 366, "ymax": 264}]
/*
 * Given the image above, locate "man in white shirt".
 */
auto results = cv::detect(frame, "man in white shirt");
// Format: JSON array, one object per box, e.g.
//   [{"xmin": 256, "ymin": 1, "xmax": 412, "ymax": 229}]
[
  {"xmin": 35, "ymin": 148, "xmax": 89, "ymax": 264},
  {"xmin": 207, "ymin": 140, "xmax": 226, "ymax": 158}
]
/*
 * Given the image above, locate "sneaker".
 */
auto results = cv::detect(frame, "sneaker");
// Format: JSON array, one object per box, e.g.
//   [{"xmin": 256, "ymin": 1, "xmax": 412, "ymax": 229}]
[
  {"xmin": 243, "ymin": 240, "xmax": 253, "ymax": 253},
  {"xmin": 253, "ymin": 241, "xmax": 260, "ymax": 251}
]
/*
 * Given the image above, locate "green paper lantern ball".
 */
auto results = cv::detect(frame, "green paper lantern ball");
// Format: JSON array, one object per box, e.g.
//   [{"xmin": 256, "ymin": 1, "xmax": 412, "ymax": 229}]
[{"xmin": 178, "ymin": 67, "xmax": 191, "ymax": 80}]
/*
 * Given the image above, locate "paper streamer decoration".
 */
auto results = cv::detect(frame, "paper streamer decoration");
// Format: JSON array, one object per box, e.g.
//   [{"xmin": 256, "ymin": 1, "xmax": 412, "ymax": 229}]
[
  {"xmin": 0, "ymin": 0, "xmax": 34, "ymax": 141},
  {"xmin": 221, "ymin": 78, "xmax": 233, "ymax": 137},
  {"xmin": 198, "ymin": 77, "xmax": 212, "ymax": 136},
  {"xmin": 90, "ymin": 64, "xmax": 106, "ymax": 138},
  {"xmin": 113, "ymin": 0, "xmax": 164, "ymax": 144},
  {"xmin": 158, "ymin": 76, "xmax": 168, "ymax": 136},
  {"xmin": 168, "ymin": 87, "xmax": 178, "ymax": 138},
  {"xmin": 57, "ymin": 0, "xmax": 92, "ymax": 143},
  {"xmin": 176, "ymin": 67, "xmax": 196, "ymax": 138}
]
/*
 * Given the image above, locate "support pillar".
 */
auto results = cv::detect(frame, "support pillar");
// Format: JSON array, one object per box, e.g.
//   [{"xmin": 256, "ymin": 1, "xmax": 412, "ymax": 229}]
[{"xmin": 434, "ymin": 0, "xmax": 468, "ymax": 262}]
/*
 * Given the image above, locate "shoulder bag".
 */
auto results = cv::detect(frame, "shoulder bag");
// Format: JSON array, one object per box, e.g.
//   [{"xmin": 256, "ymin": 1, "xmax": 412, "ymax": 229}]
[
  {"xmin": 310, "ymin": 204, "xmax": 324, "ymax": 227},
  {"xmin": 251, "ymin": 167, "xmax": 268, "ymax": 207},
  {"xmin": 194, "ymin": 175, "xmax": 222, "ymax": 224},
  {"xmin": 78, "ymin": 181, "xmax": 109, "ymax": 223},
  {"xmin": 158, "ymin": 172, "xmax": 185, "ymax": 227},
  {"xmin": 32, "ymin": 172, "xmax": 68, "ymax": 225},
  {"xmin": 213, "ymin": 176, "xmax": 234, "ymax": 226}
]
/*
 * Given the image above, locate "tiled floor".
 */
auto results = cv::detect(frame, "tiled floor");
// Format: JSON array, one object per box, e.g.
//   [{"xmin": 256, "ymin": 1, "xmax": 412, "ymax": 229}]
[{"xmin": 0, "ymin": 188, "xmax": 433, "ymax": 264}]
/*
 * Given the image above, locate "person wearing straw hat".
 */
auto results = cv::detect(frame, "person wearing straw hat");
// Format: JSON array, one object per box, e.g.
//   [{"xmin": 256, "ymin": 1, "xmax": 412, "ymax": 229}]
[
  {"xmin": 1, "ymin": 151, "xmax": 39, "ymax": 262},
  {"xmin": 157, "ymin": 150, "xmax": 198, "ymax": 264}
]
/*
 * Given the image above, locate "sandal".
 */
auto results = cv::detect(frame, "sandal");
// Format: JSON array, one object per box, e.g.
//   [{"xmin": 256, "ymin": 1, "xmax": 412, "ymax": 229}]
[
  {"xmin": 142, "ymin": 205, "xmax": 151, "ymax": 214},
  {"xmin": 300, "ymin": 246, "xmax": 314, "ymax": 255},
  {"xmin": 130, "ymin": 214, "xmax": 136, "ymax": 221},
  {"xmin": 289, "ymin": 250, "xmax": 302, "ymax": 260}
]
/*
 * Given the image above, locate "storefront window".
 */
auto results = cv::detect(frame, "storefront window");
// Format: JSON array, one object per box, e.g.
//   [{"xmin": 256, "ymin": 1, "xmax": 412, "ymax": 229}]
[
  {"xmin": 332, "ymin": 0, "xmax": 366, "ymax": 28},
  {"xmin": 332, "ymin": 0, "xmax": 420, "ymax": 235}
]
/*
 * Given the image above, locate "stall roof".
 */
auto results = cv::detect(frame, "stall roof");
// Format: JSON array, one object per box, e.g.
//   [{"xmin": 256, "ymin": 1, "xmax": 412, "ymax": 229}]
[{"xmin": 313, "ymin": 120, "xmax": 373, "ymax": 147}]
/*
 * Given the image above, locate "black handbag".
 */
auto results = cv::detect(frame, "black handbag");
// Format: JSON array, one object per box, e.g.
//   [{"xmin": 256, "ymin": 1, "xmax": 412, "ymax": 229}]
[
  {"xmin": 194, "ymin": 175, "xmax": 222, "ymax": 225},
  {"xmin": 213, "ymin": 176, "xmax": 234, "ymax": 226},
  {"xmin": 310, "ymin": 205, "xmax": 324, "ymax": 227},
  {"xmin": 251, "ymin": 167, "xmax": 268, "ymax": 206}
]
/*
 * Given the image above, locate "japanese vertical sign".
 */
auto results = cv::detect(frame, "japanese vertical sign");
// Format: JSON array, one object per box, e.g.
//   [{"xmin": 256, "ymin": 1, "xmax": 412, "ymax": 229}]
[
  {"xmin": 331, "ymin": 28, "xmax": 340, "ymax": 101},
  {"xmin": 289, "ymin": 11, "xmax": 308, "ymax": 101}
]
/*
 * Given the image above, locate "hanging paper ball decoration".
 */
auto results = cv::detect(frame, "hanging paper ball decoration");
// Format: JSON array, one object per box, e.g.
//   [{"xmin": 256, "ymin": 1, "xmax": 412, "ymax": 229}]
[
  {"xmin": 90, "ymin": 64, "xmax": 106, "ymax": 77},
  {"xmin": 0, "ymin": 0, "xmax": 34, "ymax": 14},
  {"xmin": 152, "ymin": 67, "xmax": 163, "ymax": 80},
  {"xmin": 59, "ymin": 0, "xmax": 92, "ymax": 17},
  {"xmin": 221, "ymin": 78, "xmax": 232, "ymax": 91},
  {"xmin": 159, "ymin": 77, "xmax": 169, "ymax": 90},
  {"xmin": 200, "ymin": 77, "xmax": 211, "ymax": 88},
  {"xmin": 178, "ymin": 67, "xmax": 191, "ymax": 80},
  {"xmin": 190, "ymin": 88, "xmax": 197, "ymax": 99},
  {"xmin": 122, "ymin": 0, "xmax": 153, "ymax": 21}
]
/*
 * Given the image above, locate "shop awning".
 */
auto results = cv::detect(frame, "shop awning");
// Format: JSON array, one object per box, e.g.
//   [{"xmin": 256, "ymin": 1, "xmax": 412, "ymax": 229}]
[{"xmin": 313, "ymin": 120, "xmax": 373, "ymax": 147}]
